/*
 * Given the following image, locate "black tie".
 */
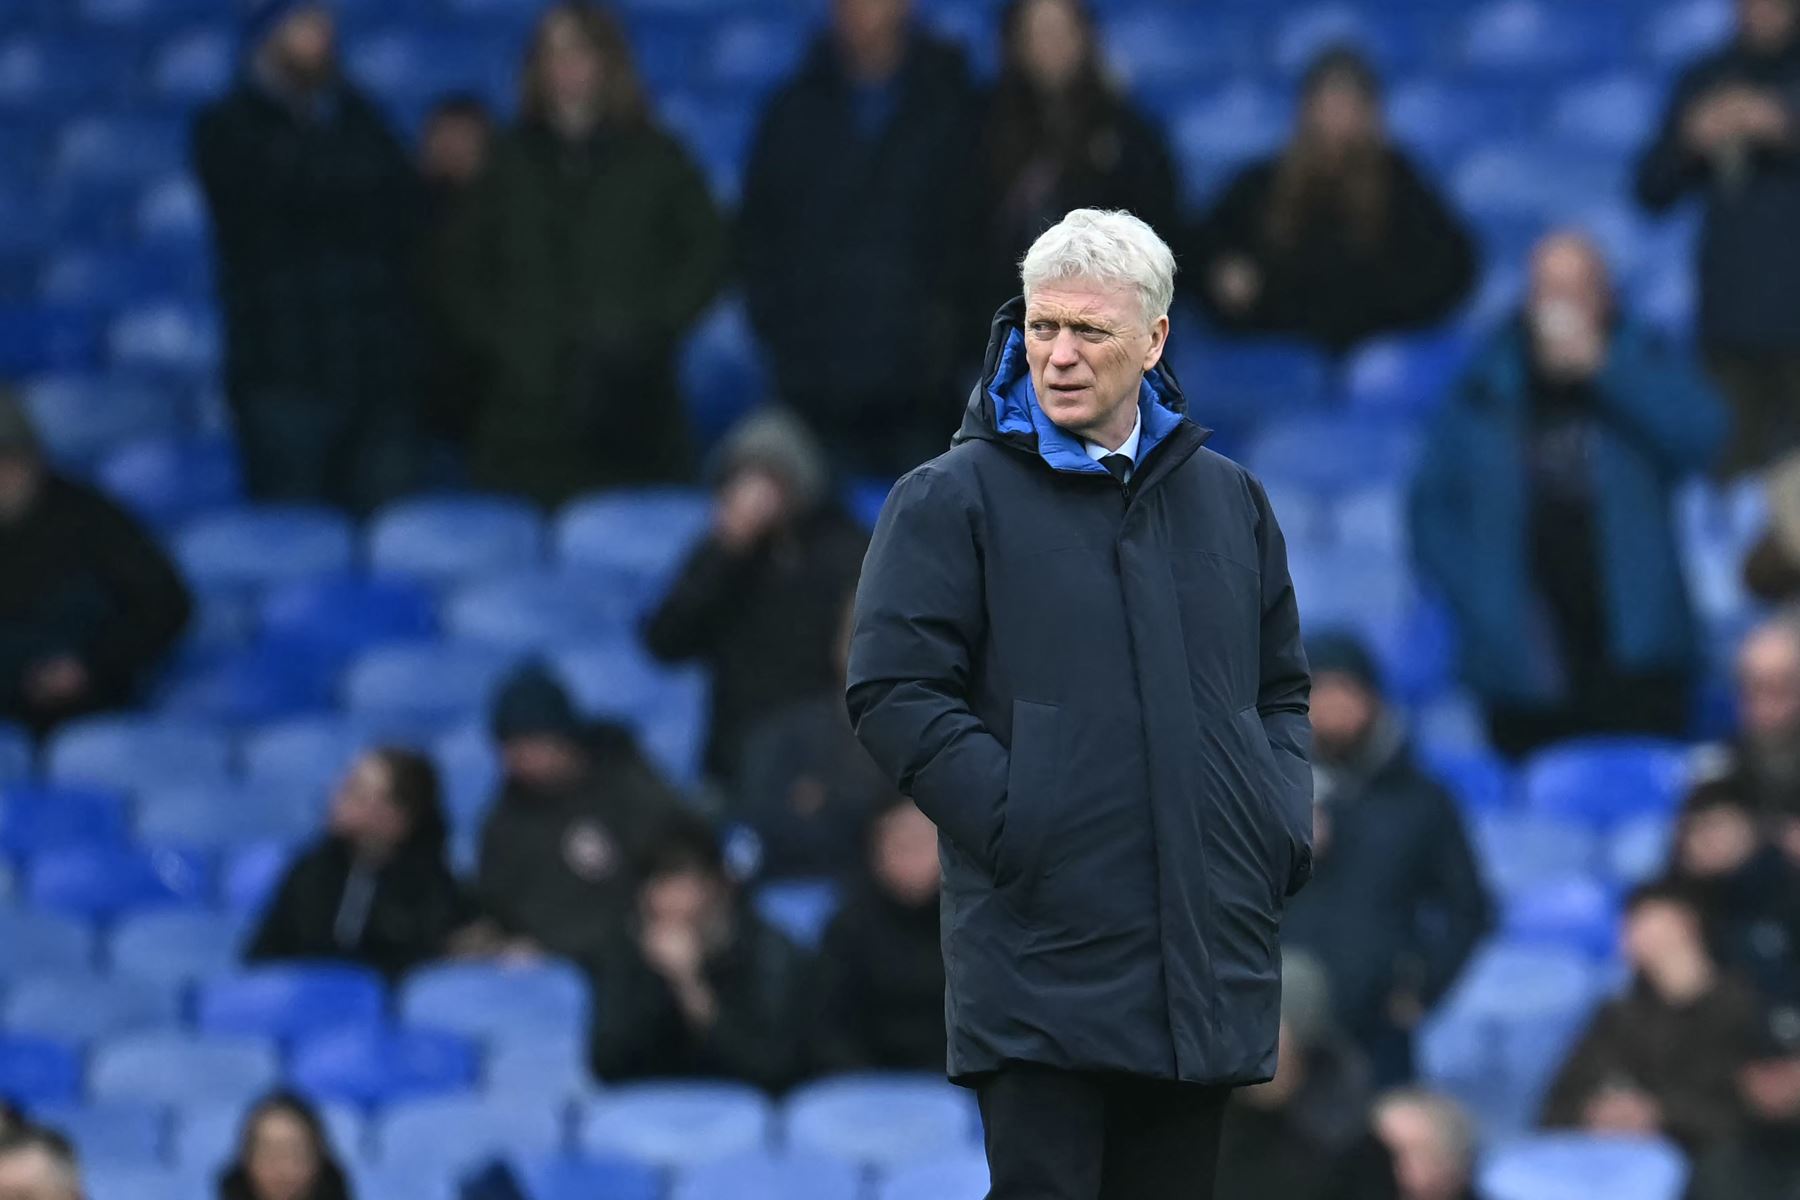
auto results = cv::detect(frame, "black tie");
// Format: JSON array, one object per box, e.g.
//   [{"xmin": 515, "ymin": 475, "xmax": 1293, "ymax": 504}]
[{"xmin": 1100, "ymin": 453, "xmax": 1132, "ymax": 486}]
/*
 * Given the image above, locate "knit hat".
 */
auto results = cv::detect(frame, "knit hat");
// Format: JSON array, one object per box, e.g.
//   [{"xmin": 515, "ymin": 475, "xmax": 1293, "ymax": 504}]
[
  {"xmin": 241, "ymin": 0, "xmax": 326, "ymax": 54},
  {"xmin": 489, "ymin": 663, "xmax": 582, "ymax": 743},
  {"xmin": 1305, "ymin": 629, "xmax": 1383, "ymax": 697},
  {"xmin": 711, "ymin": 409, "xmax": 830, "ymax": 512},
  {"xmin": 0, "ymin": 390, "xmax": 40, "ymax": 458}
]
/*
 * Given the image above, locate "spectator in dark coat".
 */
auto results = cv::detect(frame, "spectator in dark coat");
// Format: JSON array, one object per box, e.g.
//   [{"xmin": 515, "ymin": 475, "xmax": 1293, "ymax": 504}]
[
  {"xmin": 1372, "ymin": 1090, "xmax": 1487, "ymax": 1200},
  {"xmin": 1542, "ymin": 881, "xmax": 1759, "ymax": 1154},
  {"xmin": 193, "ymin": 0, "xmax": 420, "ymax": 513},
  {"xmin": 970, "ymin": 0, "xmax": 1178, "ymax": 338},
  {"xmin": 739, "ymin": 0, "xmax": 979, "ymax": 475},
  {"xmin": 468, "ymin": 664, "xmax": 679, "ymax": 964},
  {"xmin": 439, "ymin": 3, "xmax": 726, "ymax": 506},
  {"xmin": 1281, "ymin": 633, "xmax": 1492, "ymax": 1087},
  {"xmin": 1410, "ymin": 232, "xmax": 1726, "ymax": 759},
  {"xmin": 247, "ymin": 749, "xmax": 471, "ymax": 979},
  {"xmin": 588, "ymin": 813, "xmax": 811, "ymax": 1090},
  {"xmin": 1686, "ymin": 1000, "xmax": 1800, "ymax": 1200},
  {"xmin": 218, "ymin": 1092, "xmax": 353, "ymax": 1200},
  {"xmin": 417, "ymin": 93, "xmax": 494, "ymax": 480},
  {"xmin": 1668, "ymin": 780, "xmax": 1800, "ymax": 1005},
  {"xmin": 848, "ymin": 211, "xmax": 1311, "ymax": 1198},
  {"xmin": 0, "ymin": 396, "xmax": 191, "ymax": 736},
  {"xmin": 1190, "ymin": 48, "xmax": 1475, "ymax": 358},
  {"xmin": 1700, "ymin": 615, "xmax": 1800, "ymax": 822},
  {"xmin": 1637, "ymin": 0, "xmax": 1800, "ymax": 476},
  {"xmin": 812, "ymin": 799, "xmax": 945, "ymax": 1073},
  {"xmin": 646, "ymin": 411, "xmax": 868, "ymax": 787}
]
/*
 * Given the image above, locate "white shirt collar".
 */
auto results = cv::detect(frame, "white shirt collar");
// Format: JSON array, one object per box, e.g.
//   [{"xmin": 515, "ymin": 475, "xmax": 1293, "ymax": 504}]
[{"xmin": 1083, "ymin": 405, "xmax": 1143, "ymax": 467}]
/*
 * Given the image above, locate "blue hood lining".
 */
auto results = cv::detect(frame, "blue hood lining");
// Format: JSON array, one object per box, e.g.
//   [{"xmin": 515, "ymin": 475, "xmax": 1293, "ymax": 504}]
[{"xmin": 987, "ymin": 327, "xmax": 1184, "ymax": 475}]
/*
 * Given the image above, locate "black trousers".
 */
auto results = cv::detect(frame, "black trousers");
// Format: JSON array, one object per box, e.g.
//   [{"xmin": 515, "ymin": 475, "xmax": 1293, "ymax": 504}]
[{"xmin": 977, "ymin": 1065, "xmax": 1232, "ymax": 1200}]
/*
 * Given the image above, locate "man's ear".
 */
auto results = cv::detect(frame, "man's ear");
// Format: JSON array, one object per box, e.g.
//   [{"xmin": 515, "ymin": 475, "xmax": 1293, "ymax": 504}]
[{"xmin": 1142, "ymin": 315, "xmax": 1170, "ymax": 372}]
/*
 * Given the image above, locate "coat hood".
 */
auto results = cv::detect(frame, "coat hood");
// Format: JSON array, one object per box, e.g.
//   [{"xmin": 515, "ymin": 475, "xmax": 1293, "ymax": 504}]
[{"xmin": 956, "ymin": 296, "xmax": 1206, "ymax": 476}]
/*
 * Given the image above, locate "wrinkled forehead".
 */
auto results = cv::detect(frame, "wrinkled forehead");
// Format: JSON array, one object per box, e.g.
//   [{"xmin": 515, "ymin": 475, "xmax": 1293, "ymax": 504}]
[{"xmin": 1023, "ymin": 278, "xmax": 1144, "ymax": 329}]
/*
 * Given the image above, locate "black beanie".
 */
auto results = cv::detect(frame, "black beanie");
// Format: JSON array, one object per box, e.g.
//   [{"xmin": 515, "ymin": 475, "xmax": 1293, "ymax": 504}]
[
  {"xmin": 490, "ymin": 663, "xmax": 581, "ymax": 743},
  {"xmin": 1305, "ymin": 630, "xmax": 1383, "ymax": 697}
]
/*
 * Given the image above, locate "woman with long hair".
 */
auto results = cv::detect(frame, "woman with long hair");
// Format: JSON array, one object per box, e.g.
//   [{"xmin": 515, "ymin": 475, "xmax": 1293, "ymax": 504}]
[
  {"xmin": 1191, "ymin": 47, "xmax": 1477, "ymax": 357},
  {"xmin": 218, "ymin": 1093, "xmax": 352, "ymax": 1200}
]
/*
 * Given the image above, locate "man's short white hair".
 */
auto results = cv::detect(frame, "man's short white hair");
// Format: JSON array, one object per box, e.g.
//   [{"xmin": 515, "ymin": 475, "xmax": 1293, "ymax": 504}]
[{"xmin": 1020, "ymin": 208, "xmax": 1177, "ymax": 328}]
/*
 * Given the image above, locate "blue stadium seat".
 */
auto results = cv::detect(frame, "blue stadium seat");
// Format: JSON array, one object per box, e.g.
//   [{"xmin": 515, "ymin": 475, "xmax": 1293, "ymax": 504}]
[
  {"xmin": 80, "ymin": 0, "xmax": 221, "ymax": 26},
  {"xmin": 1344, "ymin": 332, "xmax": 1472, "ymax": 416},
  {"xmin": 82, "ymin": 1167, "xmax": 205, "ymax": 1200},
  {"xmin": 1643, "ymin": 0, "xmax": 1733, "ymax": 66},
  {"xmin": 752, "ymin": 879, "xmax": 841, "ymax": 950},
  {"xmin": 784, "ymin": 1075, "xmax": 977, "ymax": 1170},
  {"xmin": 177, "ymin": 1101, "xmax": 367, "ymax": 1176},
  {"xmin": 444, "ymin": 569, "xmax": 637, "ymax": 652},
  {"xmin": 0, "ymin": 306, "xmax": 100, "ymax": 375},
  {"xmin": 109, "ymin": 909, "xmax": 245, "ymax": 987},
  {"xmin": 1100, "ymin": 6, "xmax": 1247, "ymax": 90},
  {"xmin": 261, "ymin": 573, "xmax": 440, "ymax": 671},
  {"xmin": 1476, "ymin": 813, "xmax": 1599, "ymax": 895},
  {"xmin": 1453, "ymin": 141, "xmax": 1629, "ymax": 222},
  {"xmin": 674, "ymin": 1151, "xmax": 863, "ymax": 1200},
  {"xmin": 1522, "ymin": 739, "xmax": 1691, "ymax": 828},
  {"xmin": 0, "ymin": 909, "xmax": 95, "ymax": 978},
  {"xmin": 1164, "ymin": 337, "xmax": 1328, "ymax": 433},
  {"xmin": 197, "ymin": 964, "xmax": 386, "ymax": 1041},
  {"xmin": 1481, "ymin": 1134, "xmax": 1688, "ymax": 1200},
  {"xmin": 222, "ymin": 840, "xmax": 296, "ymax": 916},
  {"xmin": 47, "ymin": 716, "xmax": 233, "ymax": 793},
  {"xmin": 136, "ymin": 174, "xmax": 208, "ymax": 247},
  {"xmin": 1421, "ymin": 750, "xmax": 1514, "ymax": 816},
  {"xmin": 847, "ymin": 478, "xmax": 894, "ymax": 530},
  {"xmin": 0, "ymin": 722, "xmax": 28, "ymax": 784},
  {"xmin": 176, "ymin": 506, "xmax": 357, "ymax": 593},
  {"xmin": 3, "ymin": 972, "xmax": 182, "ymax": 1043},
  {"xmin": 706, "ymin": 13, "xmax": 808, "ymax": 91},
  {"xmin": 0, "ymin": 784, "xmax": 129, "ymax": 857},
  {"xmin": 400, "ymin": 961, "xmax": 591, "ymax": 1044},
  {"xmin": 107, "ymin": 301, "xmax": 221, "ymax": 374},
  {"xmin": 556, "ymin": 488, "xmax": 713, "ymax": 597},
  {"xmin": 138, "ymin": 781, "xmax": 321, "ymax": 850},
  {"xmin": 28, "ymin": 845, "xmax": 211, "ymax": 920},
  {"xmin": 376, "ymin": 1096, "xmax": 565, "ymax": 1178},
  {"xmin": 30, "ymin": 1102, "xmax": 165, "ymax": 1168},
  {"xmin": 0, "ymin": 34, "xmax": 139, "ymax": 109},
  {"xmin": 0, "ymin": 1034, "xmax": 81, "ymax": 1105},
  {"xmin": 1608, "ymin": 813, "xmax": 1676, "ymax": 886},
  {"xmin": 345, "ymin": 27, "xmax": 516, "ymax": 107},
  {"xmin": 579, "ymin": 1081, "xmax": 773, "ymax": 1168},
  {"xmin": 878, "ymin": 1153, "xmax": 992, "ymax": 1200},
  {"xmin": 148, "ymin": 26, "xmax": 234, "ymax": 101},
  {"xmin": 1285, "ymin": 547, "xmax": 1415, "ymax": 643},
  {"xmin": 241, "ymin": 716, "xmax": 370, "ymax": 800},
  {"xmin": 97, "ymin": 435, "xmax": 242, "ymax": 528},
  {"xmin": 551, "ymin": 642, "xmax": 707, "ymax": 783},
  {"xmin": 515, "ymin": 1156, "xmax": 662, "ymax": 1200},
  {"xmin": 1457, "ymin": 0, "xmax": 1626, "ymax": 72},
  {"xmin": 484, "ymin": 1033, "xmax": 596, "ymax": 1104},
  {"xmin": 677, "ymin": 297, "xmax": 770, "ymax": 443},
  {"xmin": 20, "ymin": 374, "xmax": 184, "ymax": 464},
  {"xmin": 1333, "ymin": 483, "xmax": 1408, "ymax": 557},
  {"xmin": 1170, "ymin": 84, "xmax": 1290, "ymax": 203},
  {"xmin": 52, "ymin": 116, "xmax": 187, "ymax": 185},
  {"xmin": 1387, "ymin": 77, "xmax": 1533, "ymax": 166},
  {"xmin": 369, "ymin": 496, "xmax": 544, "ymax": 587},
  {"xmin": 342, "ymin": 641, "xmax": 517, "ymax": 730},
  {"xmin": 429, "ymin": 723, "xmax": 501, "ymax": 832},
  {"xmin": 1550, "ymin": 73, "xmax": 1660, "ymax": 151},
  {"xmin": 1501, "ymin": 874, "xmax": 1620, "ymax": 958},
  {"xmin": 157, "ymin": 645, "xmax": 337, "ymax": 727},
  {"xmin": 1271, "ymin": 3, "xmax": 1423, "ymax": 76},
  {"xmin": 1246, "ymin": 415, "xmax": 1421, "ymax": 495},
  {"xmin": 289, "ymin": 1026, "xmax": 478, "ymax": 1106}
]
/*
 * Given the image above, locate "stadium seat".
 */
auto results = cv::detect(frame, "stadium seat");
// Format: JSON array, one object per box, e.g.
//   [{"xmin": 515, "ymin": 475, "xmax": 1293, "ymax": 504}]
[
  {"xmin": 1271, "ymin": 3, "xmax": 1420, "ymax": 76},
  {"xmin": 1457, "ymin": 0, "xmax": 1625, "ymax": 72},
  {"xmin": 375, "ymin": 1096, "xmax": 564, "ymax": 1178},
  {"xmin": 878, "ymin": 1152, "xmax": 992, "ymax": 1200},
  {"xmin": 1501, "ymin": 874, "xmax": 1620, "ymax": 958},
  {"xmin": 1453, "ymin": 141, "xmax": 1629, "ymax": 222},
  {"xmin": 1387, "ymin": 77, "xmax": 1533, "ymax": 165},
  {"xmin": 1343, "ymin": 332, "xmax": 1471, "ymax": 416},
  {"xmin": 342, "ymin": 641, "xmax": 517, "ymax": 731},
  {"xmin": 345, "ymin": 1158, "xmax": 459, "ymax": 1200},
  {"xmin": 784, "ymin": 1075, "xmax": 977, "ymax": 1170},
  {"xmin": 136, "ymin": 174, "xmax": 207, "ymax": 246},
  {"xmin": 369, "ymin": 496, "xmax": 544, "ymax": 586},
  {"xmin": 556, "ymin": 488, "xmax": 712, "ymax": 597},
  {"xmin": 28, "ymin": 844, "xmax": 211, "ymax": 919},
  {"xmin": 0, "ymin": 1034, "xmax": 82, "ymax": 1105},
  {"xmin": 156, "ymin": 646, "xmax": 338, "ymax": 727},
  {"xmin": 107, "ymin": 301, "xmax": 221, "ymax": 373},
  {"xmin": 1101, "ymin": 6, "xmax": 1247, "ymax": 89},
  {"xmin": 176, "ymin": 1101, "xmax": 367, "ymax": 1176},
  {"xmin": 579, "ymin": 1081, "xmax": 773, "ymax": 1168},
  {"xmin": 0, "ymin": 34, "xmax": 138, "ymax": 109},
  {"xmin": 1476, "ymin": 813, "xmax": 1599, "ymax": 895},
  {"xmin": 0, "ymin": 783, "xmax": 129, "ymax": 857},
  {"xmin": 674, "ymin": 1151, "xmax": 863, "ymax": 1200},
  {"xmin": 484, "ymin": 1033, "xmax": 597, "ymax": 1104},
  {"xmin": 1246, "ymin": 415, "xmax": 1421, "ymax": 495},
  {"xmin": 29, "ymin": 1102, "xmax": 165, "ymax": 1168},
  {"xmin": 400, "ymin": 960, "xmax": 591, "ymax": 1044},
  {"xmin": 261, "ymin": 574, "xmax": 441, "ymax": 669},
  {"xmin": 1550, "ymin": 73, "xmax": 1660, "ymax": 151},
  {"xmin": 1481, "ymin": 1133, "xmax": 1688, "ymax": 1200},
  {"xmin": 177, "ymin": 506, "xmax": 357, "ymax": 593},
  {"xmin": 1644, "ymin": 0, "xmax": 1734, "ymax": 66},
  {"xmin": 196, "ymin": 964, "xmax": 386, "ymax": 1041},
  {"xmin": 82, "ymin": 1167, "xmax": 205, "ymax": 1200},
  {"xmin": 1421, "ymin": 749, "xmax": 1514, "ymax": 816},
  {"xmin": 148, "ymin": 25, "xmax": 234, "ymax": 100},
  {"xmin": 678, "ymin": 297, "xmax": 770, "ymax": 444},
  {"xmin": 345, "ymin": 27, "xmax": 516, "ymax": 107},
  {"xmin": 444, "ymin": 568, "xmax": 637, "ymax": 652},
  {"xmin": 53, "ymin": 116, "xmax": 187, "ymax": 186},
  {"xmin": 221, "ymin": 840, "xmax": 296, "ymax": 916},
  {"xmin": 289, "ymin": 1026, "xmax": 479, "ymax": 1106},
  {"xmin": 1522, "ymin": 739, "xmax": 1691, "ymax": 827},
  {"xmin": 429, "ymin": 722, "xmax": 501, "ymax": 832},
  {"xmin": 19, "ymin": 373, "xmax": 184, "ymax": 464},
  {"xmin": 109, "ymin": 909, "xmax": 245, "ymax": 986},
  {"xmin": 0, "ymin": 722, "xmax": 28, "ymax": 783},
  {"xmin": 1170, "ymin": 84, "xmax": 1290, "ymax": 203},
  {"xmin": 515, "ymin": 1156, "xmax": 662, "ymax": 1200},
  {"xmin": 705, "ymin": 13, "xmax": 808, "ymax": 91},
  {"xmin": 0, "ymin": 908, "xmax": 95, "ymax": 978},
  {"xmin": 551, "ymin": 642, "xmax": 708, "ymax": 783},
  {"xmin": 1608, "ymin": 813, "xmax": 1676, "ymax": 886},
  {"xmin": 241, "ymin": 716, "xmax": 369, "ymax": 799},
  {"xmin": 1333, "ymin": 482, "xmax": 1408, "ymax": 557},
  {"xmin": 96, "ymin": 435, "xmax": 242, "ymax": 528},
  {"xmin": 3, "ymin": 971, "xmax": 181, "ymax": 1043},
  {"xmin": 46, "ymin": 716, "xmax": 233, "ymax": 793},
  {"xmin": 752, "ymin": 879, "xmax": 841, "ymax": 950},
  {"xmin": 0, "ymin": 307, "xmax": 100, "ymax": 375}
]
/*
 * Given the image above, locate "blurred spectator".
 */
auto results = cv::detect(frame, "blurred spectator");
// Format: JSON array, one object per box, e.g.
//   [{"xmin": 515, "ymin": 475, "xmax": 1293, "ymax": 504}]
[
  {"xmin": 1281, "ymin": 633, "xmax": 1492, "ymax": 1087},
  {"xmin": 420, "ymin": 94, "xmax": 494, "ymax": 200},
  {"xmin": 466, "ymin": 664, "xmax": 679, "ymax": 963},
  {"xmin": 1669, "ymin": 780, "xmax": 1800, "ymax": 1004},
  {"xmin": 1371, "ymin": 1090, "xmax": 1486, "ymax": 1200},
  {"xmin": 194, "ymin": 0, "xmax": 421, "ymax": 513},
  {"xmin": 1411, "ymin": 232, "xmax": 1725, "ymax": 759},
  {"xmin": 588, "ymin": 813, "xmax": 810, "ymax": 1089},
  {"xmin": 0, "ymin": 1126, "xmax": 80, "ymax": 1200},
  {"xmin": 1541, "ymin": 881, "xmax": 1758, "ymax": 1153},
  {"xmin": 970, "ymin": 0, "xmax": 1178, "ymax": 334},
  {"xmin": 735, "ymin": 596, "xmax": 894, "ymax": 879},
  {"xmin": 1703, "ymin": 614, "xmax": 1800, "ymax": 821},
  {"xmin": 246, "ymin": 748, "xmax": 472, "ymax": 979},
  {"xmin": 739, "ymin": 0, "xmax": 979, "ymax": 474},
  {"xmin": 218, "ymin": 1092, "xmax": 352, "ymax": 1200},
  {"xmin": 0, "ymin": 394, "xmax": 191, "ymax": 736},
  {"xmin": 1744, "ymin": 453, "xmax": 1800, "ymax": 603},
  {"xmin": 1189, "ymin": 47, "xmax": 1475, "ymax": 358},
  {"xmin": 645, "ymin": 411, "xmax": 868, "ymax": 788},
  {"xmin": 1216, "ymin": 953, "xmax": 1394, "ymax": 1200},
  {"xmin": 811, "ymin": 798, "xmax": 945, "ymax": 1073},
  {"xmin": 418, "ymin": 93, "xmax": 495, "ymax": 479},
  {"xmin": 439, "ymin": 2, "xmax": 726, "ymax": 506},
  {"xmin": 1686, "ymin": 1001, "xmax": 1800, "ymax": 1200},
  {"xmin": 1637, "ymin": 0, "xmax": 1800, "ymax": 477}
]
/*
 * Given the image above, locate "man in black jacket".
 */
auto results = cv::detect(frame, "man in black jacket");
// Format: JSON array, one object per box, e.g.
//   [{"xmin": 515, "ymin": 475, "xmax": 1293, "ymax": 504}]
[
  {"xmin": 1282, "ymin": 633, "xmax": 1493, "ymax": 1087},
  {"xmin": 0, "ymin": 396, "xmax": 190, "ymax": 735},
  {"xmin": 849, "ymin": 208, "xmax": 1312, "ymax": 1199},
  {"xmin": 739, "ymin": 0, "xmax": 979, "ymax": 475},
  {"xmin": 1686, "ymin": 1001, "xmax": 1800, "ymax": 1200},
  {"xmin": 1638, "ymin": 0, "xmax": 1800, "ymax": 475},
  {"xmin": 193, "ymin": 0, "xmax": 420, "ymax": 512}
]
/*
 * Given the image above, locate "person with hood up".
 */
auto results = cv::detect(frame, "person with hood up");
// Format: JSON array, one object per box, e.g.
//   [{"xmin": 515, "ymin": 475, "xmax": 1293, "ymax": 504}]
[{"xmin": 848, "ymin": 207, "xmax": 1312, "ymax": 1199}]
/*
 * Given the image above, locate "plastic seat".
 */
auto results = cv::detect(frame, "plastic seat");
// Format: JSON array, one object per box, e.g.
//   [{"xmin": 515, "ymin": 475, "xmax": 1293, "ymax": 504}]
[
  {"xmin": 784, "ymin": 1075, "xmax": 977, "ymax": 1170},
  {"xmin": 0, "ymin": 909, "xmax": 95, "ymax": 978},
  {"xmin": 878, "ymin": 1152, "xmax": 992, "ymax": 1200},
  {"xmin": 556, "ymin": 488, "xmax": 713, "ymax": 596},
  {"xmin": 369, "ymin": 496, "xmax": 544, "ymax": 586},
  {"xmin": 28, "ymin": 845, "xmax": 211, "ymax": 920},
  {"xmin": 678, "ymin": 297, "xmax": 770, "ymax": 444},
  {"xmin": 343, "ymin": 641, "xmax": 516, "ymax": 730},
  {"xmin": 241, "ymin": 716, "xmax": 369, "ymax": 799},
  {"xmin": 1421, "ymin": 750, "xmax": 1514, "ymax": 816},
  {"xmin": 1247, "ymin": 415, "xmax": 1421, "ymax": 495},
  {"xmin": 289, "ymin": 1026, "xmax": 478, "ymax": 1106},
  {"xmin": 1458, "ymin": 0, "xmax": 1625, "ymax": 72},
  {"xmin": 178, "ymin": 1101, "xmax": 365, "ymax": 1175},
  {"xmin": 400, "ymin": 960, "xmax": 591, "ymax": 1044},
  {"xmin": 222, "ymin": 840, "xmax": 297, "ymax": 916},
  {"xmin": 149, "ymin": 26, "xmax": 234, "ymax": 101},
  {"xmin": 1481, "ymin": 1134, "xmax": 1688, "ymax": 1200},
  {"xmin": 107, "ymin": 301, "xmax": 221, "ymax": 373},
  {"xmin": 0, "ymin": 1034, "xmax": 81, "ymax": 1105},
  {"xmin": 1550, "ymin": 73, "xmax": 1660, "ymax": 151},
  {"xmin": 82, "ymin": 1166, "xmax": 204, "ymax": 1200},
  {"xmin": 109, "ymin": 909, "xmax": 245, "ymax": 987},
  {"xmin": 0, "ymin": 722, "xmax": 27, "ymax": 783},
  {"xmin": 484, "ymin": 1033, "xmax": 596, "ymax": 1104},
  {"xmin": 1453, "ymin": 141, "xmax": 1627, "ymax": 222},
  {"xmin": 1645, "ymin": 0, "xmax": 1734, "ymax": 66},
  {"xmin": 1101, "ymin": 6, "xmax": 1245, "ymax": 89},
  {"xmin": 4, "ymin": 971, "xmax": 181, "ymax": 1043},
  {"xmin": 0, "ymin": 35, "xmax": 138, "ymax": 109},
  {"xmin": 1388, "ymin": 77, "xmax": 1532, "ymax": 165},
  {"xmin": 752, "ymin": 879, "xmax": 841, "ymax": 951},
  {"xmin": 261, "ymin": 574, "xmax": 440, "ymax": 669},
  {"xmin": 551, "ymin": 642, "xmax": 708, "ymax": 783},
  {"xmin": 674, "ymin": 1151, "xmax": 862, "ymax": 1200},
  {"xmin": 1171, "ymin": 84, "xmax": 1291, "ymax": 202},
  {"xmin": 1523, "ymin": 739, "xmax": 1691, "ymax": 828},
  {"xmin": 47, "ymin": 716, "xmax": 233, "ymax": 794},
  {"xmin": 1476, "ymin": 813, "xmax": 1599, "ymax": 895},
  {"xmin": 197, "ymin": 964, "xmax": 386, "ymax": 1041},
  {"xmin": 29, "ymin": 1101, "xmax": 165, "ymax": 1167},
  {"xmin": 1501, "ymin": 874, "xmax": 1620, "ymax": 958},
  {"xmin": 0, "ymin": 307, "xmax": 100, "ymax": 375},
  {"xmin": 344, "ymin": 27, "xmax": 513, "ymax": 106},
  {"xmin": 139, "ymin": 782, "xmax": 321, "ymax": 851},
  {"xmin": 1272, "ymin": 3, "xmax": 1418, "ymax": 76},
  {"xmin": 429, "ymin": 722, "xmax": 501, "ymax": 832},
  {"xmin": 136, "ymin": 173, "xmax": 208, "ymax": 246},
  {"xmin": 376, "ymin": 1095, "xmax": 564, "ymax": 1178},
  {"xmin": 705, "ymin": 13, "xmax": 807, "ymax": 91},
  {"xmin": 97, "ymin": 435, "xmax": 242, "ymax": 527},
  {"xmin": 445, "ymin": 568, "xmax": 636, "ymax": 652},
  {"xmin": 1333, "ymin": 483, "xmax": 1408, "ymax": 557},
  {"xmin": 0, "ymin": 783, "xmax": 129, "ymax": 857},
  {"xmin": 1608, "ymin": 813, "xmax": 1676, "ymax": 886},
  {"xmin": 19, "ymin": 374, "xmax": 183, "ymax": 464},
  {"xmin": 515, "ymin": 1156, "xmax": 663, "ymax": 1200},
  {"xmin": 177, "ymin": 506, "xmax": 356, "ymax": 593},
  {"xmin": 157, "ymin": 647, "xmax": 338, "ymax": 728},
  {"xmin": 1344, "ymin": 332, "xmax": 1471, "ymax": 417},
  {"xmin": 579, "ymin": 1081, "xmax": 773, "ymax": 1168}
]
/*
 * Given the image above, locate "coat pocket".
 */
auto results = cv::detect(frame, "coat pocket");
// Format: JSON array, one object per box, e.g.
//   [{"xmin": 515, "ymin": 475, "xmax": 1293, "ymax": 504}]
[
  {"xmin": 1233, "ymin": 705, "xmax": 1303, "ymax": 903},
  {"xmin": 998, "ymin": 699, "xmax": 1061, "ymax": 892}
]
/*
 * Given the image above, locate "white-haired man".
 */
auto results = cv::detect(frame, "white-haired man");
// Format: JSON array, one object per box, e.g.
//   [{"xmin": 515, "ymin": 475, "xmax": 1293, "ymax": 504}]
[{"xmin": 848, "ymin": 208, "xmax": 1313, "ymax": 1198}]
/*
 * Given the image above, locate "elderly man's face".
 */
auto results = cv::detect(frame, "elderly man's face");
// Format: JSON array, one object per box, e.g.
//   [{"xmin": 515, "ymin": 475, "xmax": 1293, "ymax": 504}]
[{"xmin": 1024, "ymin": 280, "xmax": 1167, "ymax": 448}]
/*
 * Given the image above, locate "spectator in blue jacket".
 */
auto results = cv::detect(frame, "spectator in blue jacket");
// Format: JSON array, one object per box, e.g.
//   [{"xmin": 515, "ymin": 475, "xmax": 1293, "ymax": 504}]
[
  {"xmin": 1410, "ymin": 232, "xmax": 1726, "ymax": 759},
  {"xmin": 1637, "ymin": 0, "xmax": 1800, "ymax": 476},
  {"xmin": 1282, "ymin": 633, "xmax": 1492, "ymax": 1087}
]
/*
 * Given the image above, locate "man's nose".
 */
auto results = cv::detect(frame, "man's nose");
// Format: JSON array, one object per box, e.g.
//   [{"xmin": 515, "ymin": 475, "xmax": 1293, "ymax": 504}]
[{"xmin": 1049, "ymin": 329, "xmax": 1082, "ymax": 367}]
